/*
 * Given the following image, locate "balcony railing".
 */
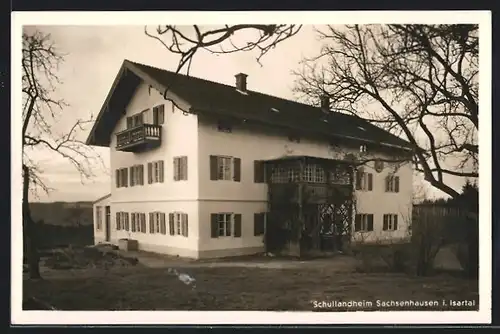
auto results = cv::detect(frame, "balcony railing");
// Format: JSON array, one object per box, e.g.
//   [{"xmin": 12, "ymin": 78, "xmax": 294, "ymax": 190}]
[{"xmin": 116, "ymin": 124, "xmax": 162, "ymax": 152}]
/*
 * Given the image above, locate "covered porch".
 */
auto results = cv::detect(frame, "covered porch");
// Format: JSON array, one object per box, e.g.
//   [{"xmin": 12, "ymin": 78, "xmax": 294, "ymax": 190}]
[{"xmin": 262, "ymin": 156, "xmax": 355, "ymax": 257}]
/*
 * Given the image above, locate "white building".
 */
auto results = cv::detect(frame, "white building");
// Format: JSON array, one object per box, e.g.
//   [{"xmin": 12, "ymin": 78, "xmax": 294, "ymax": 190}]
[{"xmin": 87, "ymin": 60, "xmax": 414, "ymax": 259}]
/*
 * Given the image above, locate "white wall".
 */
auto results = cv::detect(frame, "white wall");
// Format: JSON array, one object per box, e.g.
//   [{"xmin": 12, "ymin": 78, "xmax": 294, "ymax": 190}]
[
  {"xmin": 110, "ymin": 201, "xmax": 199, "ymax": 258},
  {"xmin": 197, "ymin": 115, "xmax": 413, "ymax": 249},
  {"xmin": 109, "ymin": 82, "xmax": 199, "ymax": 203}
]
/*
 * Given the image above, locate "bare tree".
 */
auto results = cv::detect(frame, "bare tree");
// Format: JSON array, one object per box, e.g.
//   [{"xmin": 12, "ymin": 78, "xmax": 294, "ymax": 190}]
[
  {"xmin": 294, "ymin": 24, "xmax": 478, "ymax": 199},
  {"xmin": 145, "ymin": 25, "xmax": 302, "ymax": 75},
  {"xmin": 22, "ymin": 30, "xmax": 101, "ymax": 279}
]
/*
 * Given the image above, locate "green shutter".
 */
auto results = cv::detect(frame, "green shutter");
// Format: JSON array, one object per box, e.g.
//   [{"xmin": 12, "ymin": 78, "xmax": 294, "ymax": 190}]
[
  {"xmin": 395, "ymin": 176, "xmax": 400, "ymax": 193},
  {"xmin": 394, "ymin": 215, "xmax": 398, "ymax": 230},
  {"xmin": 254, "ymin": 161, "xmax": 265, "ymax": 183},
  {"xmin": 182, "ymin": 156, "xmax": 188, "ymax": 180},
  {"xmin": 169, "ymin": 213, "xmax": 175, "ymax": 235}
]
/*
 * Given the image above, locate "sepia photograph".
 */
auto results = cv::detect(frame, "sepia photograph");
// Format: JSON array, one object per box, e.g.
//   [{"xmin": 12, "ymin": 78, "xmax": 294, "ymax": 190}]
[{"xmin": 11, "ymin": 11, "xmax": 490, "ymax": 325}]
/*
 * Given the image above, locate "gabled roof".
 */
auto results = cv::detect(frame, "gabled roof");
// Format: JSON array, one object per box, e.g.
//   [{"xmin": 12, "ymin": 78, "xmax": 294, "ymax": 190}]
[
  {"xmin": 93, "ymin": 193, "xmax": 111, "ymax": 204},
  {"xmin": 86, "ymin": 59, "xmax": 413, "ymax": 151}
]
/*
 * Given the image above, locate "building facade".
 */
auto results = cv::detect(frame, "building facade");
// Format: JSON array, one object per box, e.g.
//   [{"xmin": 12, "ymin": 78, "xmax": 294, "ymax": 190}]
[{"xmin": 89, "ymin": 60, "xmax": 414, "ymax": 259}]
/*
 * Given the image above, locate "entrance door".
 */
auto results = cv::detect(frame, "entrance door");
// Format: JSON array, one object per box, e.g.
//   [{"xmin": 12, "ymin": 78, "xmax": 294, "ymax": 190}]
[{"xmin": 105, "ymin": 206, "xmax": 111, "ymax": 242}]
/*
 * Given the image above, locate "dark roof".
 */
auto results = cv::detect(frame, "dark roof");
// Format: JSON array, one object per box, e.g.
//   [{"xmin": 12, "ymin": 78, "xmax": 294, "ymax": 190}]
[{"xmin": 86, "ymin": 60, "xmax": 413, "ymax": 151}]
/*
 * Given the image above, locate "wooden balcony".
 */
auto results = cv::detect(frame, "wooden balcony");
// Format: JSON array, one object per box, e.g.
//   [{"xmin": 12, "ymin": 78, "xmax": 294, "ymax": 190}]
[{"xmin": 115, "ymin": 124, "xmax": 162, "ymax": 152}]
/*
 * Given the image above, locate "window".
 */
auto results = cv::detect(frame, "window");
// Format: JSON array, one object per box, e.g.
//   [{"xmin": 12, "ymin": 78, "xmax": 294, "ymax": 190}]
[
  {"xmin": 116, "ymin": 212, "xmax": 129, "ymax": 231},
  {"xmin": 355, "ymin": 170, "xmax": 373, "ymax": 191},
  {"xmin": 148, "ymin": 160, "xmax": 164, "ymax": 184},
  {"xmin": 383, "ymin": 214, "xmax": 398, "ymax": 231},
  {"xmin": 169, "ymin": 212, "xmax": 188, "ymax": 237},
  {"xmin": 210, "ymin": 155, "xmax": 241, "ymax": 181},
  {"xmin": 303, "ymin": 164, "xmax": 325, "ymax": 183},
  {"xmin": 115, "ymin": 168, "xmax": 128, "ymax": 188},
  {"xmin": 254, "ymin": 213, "xmax": 266, "ymax": 236},
  {"xmin": 173, "ymin": 156, "xmax": 188, "ymax": 181},
  {"xmin": 254, "ymin": 160, "xmax": 266, "ymax": 183},
  {"xmin": 288, "ymin": 134, "xmax": 300, "ymax": 143},
  {"xmin": 95, "ymin": 206, "xmax": 103, "ymax": 230},
  {"xmin": 210, "ymin": 213, "xmax": 242, "ymax": 238},
  {"xmin": 153, "ymin": 104, "xmax": 165, "ymax": 125},
  {"xmin": 126, "ymin": 112, "xmax": 144, "ymax": 129},
  {"xmin": 385, "ymin": 175, "xmax": 400, "ymax": 193},
  {"xmin": 131, "ymin": 213, "xmax": 146, "ymax": 233},
  {"xmin": 360, "ymin": 144, "xmax": 367, "ymax": 153},
  {"xmin": 354, "ymin": 214, "xmax": 374, "ymax": 232},
  {"xmin": 129, "ymin": 165, "xmax": 144, "ymax": 186},
  {"xmin": 149, "ymin": 212, "xmax": 166, "ymax": 234},
  {"xmin": 217, "ymin": 120, "xmax": 232, "ymax": 133}
]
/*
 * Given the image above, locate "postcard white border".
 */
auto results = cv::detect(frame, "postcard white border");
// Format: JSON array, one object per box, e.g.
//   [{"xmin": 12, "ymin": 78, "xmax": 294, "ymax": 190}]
[{"xmin": 11, "ymin": 10, "xmax": 492, "ymax": 325}]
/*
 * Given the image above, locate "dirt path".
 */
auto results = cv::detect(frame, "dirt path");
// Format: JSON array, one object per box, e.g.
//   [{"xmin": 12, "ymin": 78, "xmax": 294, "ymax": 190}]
[{"xmin": 121, "ymin": 250, "xmax": 359, "ymax": 271}]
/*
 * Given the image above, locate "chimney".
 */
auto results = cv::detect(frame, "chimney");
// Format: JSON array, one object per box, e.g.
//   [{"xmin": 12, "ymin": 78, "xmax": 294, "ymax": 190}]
[
  {"xmin": 235, "ymin": 73, "xmax": 248, "ymax": 92},
  {"xmin": 320, "ymin": 95, "xmax": 330, "ymax": 111}
]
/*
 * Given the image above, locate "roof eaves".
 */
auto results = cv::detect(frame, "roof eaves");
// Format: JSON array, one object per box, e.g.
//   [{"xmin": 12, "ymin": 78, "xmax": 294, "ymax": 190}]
[{"xmin": 93, "ymin": 193, "xmax": 111, "ymax": 204}]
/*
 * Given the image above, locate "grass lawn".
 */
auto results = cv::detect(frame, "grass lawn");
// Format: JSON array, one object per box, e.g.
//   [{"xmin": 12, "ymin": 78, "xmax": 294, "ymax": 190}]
[{"xmin": 23, "ymin": 266, "xmax": 479, "ymax": 311}]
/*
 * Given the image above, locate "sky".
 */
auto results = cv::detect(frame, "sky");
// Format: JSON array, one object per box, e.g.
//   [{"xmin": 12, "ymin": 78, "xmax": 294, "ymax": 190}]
[{"xmin": 19, "ymin": 24, "xmax": 468, "ymax": 202}]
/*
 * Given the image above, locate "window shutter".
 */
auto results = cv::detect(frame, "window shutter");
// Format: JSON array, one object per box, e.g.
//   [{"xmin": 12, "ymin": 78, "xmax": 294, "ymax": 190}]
[
  {"xmin": 126, "ymin": 117, "xmax": 132, "ymax": 129},
  {"xmin": 141, "ymin": 213, "xmax": 146, "ymax": 232},
  {"xmin": 234, "ymin": 214, "xmax": 242, "ymax": 237},
  {"xmin": 124, "ymin": 169, "xmax": 128, "ymax": 187},
  {"xmin": 130, "ymin": 167, "xmax": 134, "ymax": 187},
  {"xmin": 354, "ymin": 214, "xmax": 361, "ymax": 232},
  {"xmin": 254, "ymin": 213, "xmax": 265, "ymax": 236},
  {"xmin": 149, "ymin": 213, "xmax": 154, "ymax": 233},
  {"xmin": 233, "ymin": 158, "xmax": 241, "ymax": 182},
  {"xmin": 385, "ymin": 176, "xmax": 390, "ymax": 192},
  {"xmin": 210, "ymin": 155, "xmax": 218, "ymax": 180},
  {"xmin": 355, "ymin": 170, "xmax": 362, "ymax": 190},
  {"xmin": 394, "ymin": 215, "xmax": 398, "ymax": 230},
  {"xmin": 210, "ymin": 214, "xmax": 218, "ymax": 238},
  {"xmin": 367, "ymin": 214, "xmax": 374, "ymax": 231},
  {"xmin": 368, "ymin": 173, "xmax": 373, "ymax": 191},
  {"xmin": 173, "ymin": 158, "xmax": 179, "ymax": 181},
  {"xmin": 395, "ymin": 176, "xmax": 400, "ymax": 193},
  {"xmin": 131, "ymin": 214, "xmax": 136, "ymax": 232},
  {"xmin": 160, "ymin": 213, "xmax": 166, "ymax": 234},
  {"xmin": 116, "ymin": 212, "xmax": 120, "ymax": 230},
  {"xmin": 383, "ymin": 215, "xmax": 388, "ymax": 231},
  {"xmin": 182, "ymin": 213, "xmax": 188, "ymax": 237},
  {"xmin": 159, "ymin": 105, "xmax": 165, "ymax": 124},
  {"xmin": 182, "ymin": 156, "xmax": 188, "ymax": 180},
  {"xmin": 140, "ymin": 165, "xmax": 144, "ymax": 185},
  {"xmin": 159, "ymin": 161, "xmax": 164, "ymax": 183},
  {"xmin": 115, "ymin": 170, "xmax": 120, "ymax": 188},
  {"xmin": 254, "ymin": 161, "xmax": 265, "ymax": 183},
  {"xmin": 148, "ymin": 163, "xmax": 153, "ymax": 184},
  {"xmin": 153, "ymin": 107, "xmax": 158, "ymax": 125}
]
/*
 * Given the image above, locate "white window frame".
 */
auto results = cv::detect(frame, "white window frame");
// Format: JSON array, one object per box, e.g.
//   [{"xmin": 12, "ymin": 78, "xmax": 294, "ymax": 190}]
[
  {"xmin": 358, "ymin": 214, "xmax": 370, "ymax": 232},
  {"xmin": 384, "ymin": 214, "xmax": 398, "ymax": 231},
  {"xmin": 217, "ymin": 156, "xmax": 233, "ymax": 181},
  {"xmin": 386, "ymin": 175, "xmax": 399, "ymax": 192},
  {"xmin": 217, "ymin": 213, "xmax": 233, "ymax": 237}
]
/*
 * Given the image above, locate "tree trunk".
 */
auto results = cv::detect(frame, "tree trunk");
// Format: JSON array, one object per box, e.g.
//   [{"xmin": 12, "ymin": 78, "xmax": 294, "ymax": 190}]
[{"xmin": 23, "ymin": 165, "xmax": 41, "ymax": 279}]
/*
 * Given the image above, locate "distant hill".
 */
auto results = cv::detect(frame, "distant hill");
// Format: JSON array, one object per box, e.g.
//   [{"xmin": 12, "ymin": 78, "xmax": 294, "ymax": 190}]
[{"xmin": 29, "ymin": 201, "xmax": 93, "ymax": 226}]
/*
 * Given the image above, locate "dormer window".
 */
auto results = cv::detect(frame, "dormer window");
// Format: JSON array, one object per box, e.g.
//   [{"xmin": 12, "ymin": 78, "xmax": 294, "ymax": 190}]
[
  {"xmin": 217, "ymin": 120, "xmax": 232, "ymax": 133},
  {"xmin": 360, "ymin": 144, "xmax": 367, "ymax": 153}
]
